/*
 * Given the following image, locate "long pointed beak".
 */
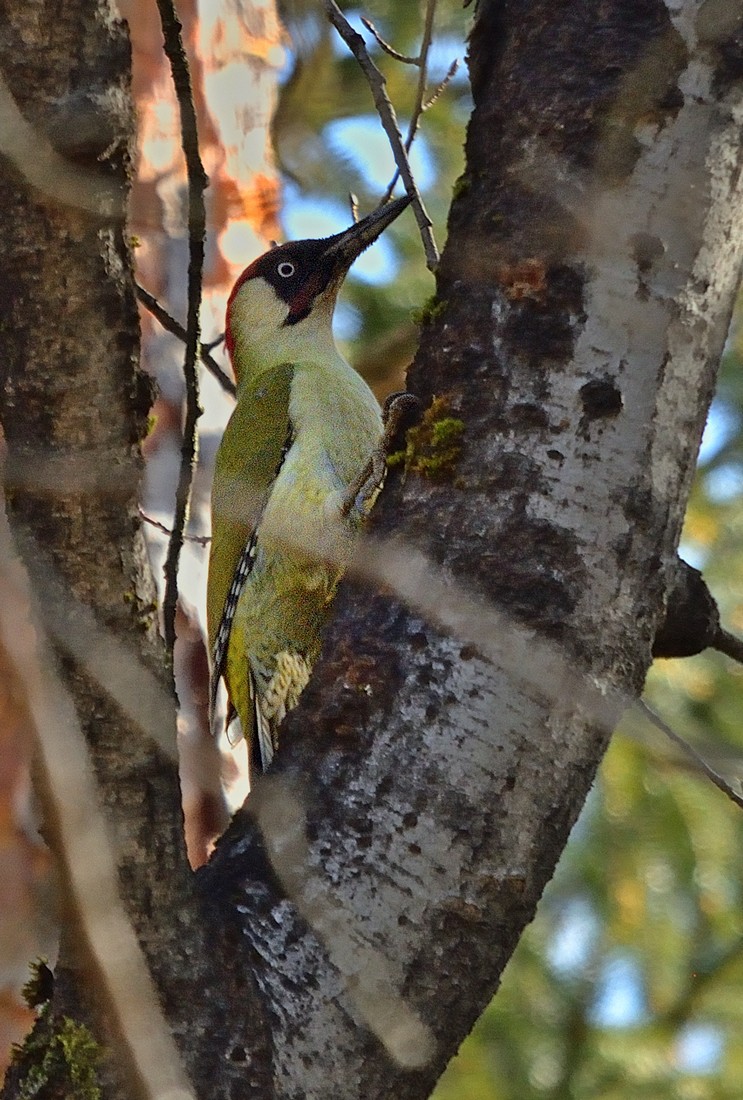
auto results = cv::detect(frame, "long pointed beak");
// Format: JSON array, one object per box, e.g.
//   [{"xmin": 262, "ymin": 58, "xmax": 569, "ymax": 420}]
[
  {"xmin": 324, "ymin": 195, "xmax": 412, "ymax": 272},
  {"xmin": 281, "ymin": 195, "xmax": 412, "ymax": 326}
]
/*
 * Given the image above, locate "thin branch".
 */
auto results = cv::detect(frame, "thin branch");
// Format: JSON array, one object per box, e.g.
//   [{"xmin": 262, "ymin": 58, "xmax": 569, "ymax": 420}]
[
  {"xmin": 636, "ymin": 699, "xmax": 743, "ymax": 811},
  {"xmin": 423, "ymin": 58, "xmax": 459, "ymax": 111},
  {"xmin": 139, "ymin": 507, "xmax": 211, "ymax": 548},
  {"xmin": 155, "ymin": 0, "xmax": 209, "ymax": 658},
  {"xmin": 360, "ymin": 17, "xmax": 419, "ymax": 64},
  {"xmin": 408, "ymin": 0, "xmax": 437, "ymax": 150},
  {"xmin": 714, "ymin": 626, "xmax": 743, "ymax": 664},
  {"xmin": 202, "ymin": 332, "xmax": 225, "ymax": 354},
  {"xmin": 348, "ymin": 191, "xmax": 360, "ymax": 223},
  {"xmin": 323, "ymin": 0, "xmax": 439, "ymax": 271},
  {"xmin": 377, "ymin": 4, "xmax": 456, "ymax": 212},
  {"xmin": 135, "ymin": 283, "xmax": 236, "ymax": 398}
]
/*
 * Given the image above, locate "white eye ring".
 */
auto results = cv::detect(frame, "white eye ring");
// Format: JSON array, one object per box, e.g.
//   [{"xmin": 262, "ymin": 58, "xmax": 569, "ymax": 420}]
[{"xmin": 277, "ymin": 261, "xmax": 295, "ymax": 278}]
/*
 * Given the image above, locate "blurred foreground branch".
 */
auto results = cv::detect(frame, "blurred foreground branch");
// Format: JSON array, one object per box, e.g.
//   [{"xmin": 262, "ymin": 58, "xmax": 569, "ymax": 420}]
[{"xmin": 0, "ymin": 504, "xmax": 194, "ymax": 1100}]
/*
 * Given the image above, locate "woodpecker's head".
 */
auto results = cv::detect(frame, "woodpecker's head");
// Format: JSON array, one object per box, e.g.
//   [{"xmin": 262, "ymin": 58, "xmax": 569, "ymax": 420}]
[{"xmin": 226, "ymin": 195, "xmax": 411, "ymax": 380}]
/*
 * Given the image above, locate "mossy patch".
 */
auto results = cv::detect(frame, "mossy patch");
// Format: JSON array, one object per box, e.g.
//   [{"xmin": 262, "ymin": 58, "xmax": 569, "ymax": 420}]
[
  {"xmin": 21, "ymin": 959, "xmax": 54, "ymax": 1010},
  {"xmin": 411, "ymin": 295, "xmax": 448, "ymax": 326},
  {"xmin": 451, "ymin": 174, "xmax": 471, "ymax": 200},
  {"xmin": 11, "ymin": 1007, "xmax": 101, "ymax": 1100},
  {"xmin": 387, "ymin": 394, "xmax": 464, "ymax": 481}
]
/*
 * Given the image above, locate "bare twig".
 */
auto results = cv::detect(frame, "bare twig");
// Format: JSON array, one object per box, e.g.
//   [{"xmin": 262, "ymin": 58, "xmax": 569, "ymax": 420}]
[
  {"xmin": 156, "ymin": 0, "xmax": 209, "ymax": 658},
  {"xmin": 135, "ymin": 283, "xmax": 236, "ymax": 398},
  {"xmin": 360, "ymin": 17, "xmax": 418, "ymax": 64},
  {"xmin": 323, "ymin": 0, "xmax": 439, "ymax": 271},
  {"xmin": 139, "ymin": 507, "xmax": 211, "ymax": 548},
  {"xmin": 407, "ymin": 0, "xmax": 437, "ymax": 150},
  {"xmin": 348, "ymin": 191, "xmax": 360, "ymax": 223},
  {"xmin": 202, "ymin": 332, "xmax": 226, "ymax": 353},
  {"xmin": 374, "ymin": 3, "xmax": 456, "ymax": 219},
  {"xmin": 380, "ymin": 0, "xmax": 438, "ymax": 202},
  {"xmin": 714, "ymin": 626, "xmax": 743, "ymax": 664},
  {"xmin": 637, "ymin": 699, "xmax": 743, "ymax": 811},
  {"xmin": 423, "ymin": 59, "xmax": 459, "ymax": 111}
]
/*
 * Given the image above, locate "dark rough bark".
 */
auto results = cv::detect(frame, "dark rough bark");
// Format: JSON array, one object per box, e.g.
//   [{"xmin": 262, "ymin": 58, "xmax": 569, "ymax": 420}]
[{"xmin": 0, "ymin": 1, "xmax": 270, "ymax": 1097}]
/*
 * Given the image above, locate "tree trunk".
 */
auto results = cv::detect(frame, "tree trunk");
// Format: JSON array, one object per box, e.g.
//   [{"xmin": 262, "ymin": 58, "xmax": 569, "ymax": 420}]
[
  {"xmin": 204, "ymin": 1, "xmax": 743, "ymax": 1096},
  {"xmin": 2, "ymin": 0, "xmax": 743, "ymax": 1098}
]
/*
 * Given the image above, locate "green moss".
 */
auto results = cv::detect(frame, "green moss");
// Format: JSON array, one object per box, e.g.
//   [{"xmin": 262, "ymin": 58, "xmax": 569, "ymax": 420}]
[
  {"xmin": 12, "ymin": 1008, "xmax": 102, "ymax": 1100},
  {"xmin": 451, "ymin": 174, "xmax": 471, "ymax": 200},
  {"xmin": 411, "ymin": 295, "xmax": 448, "ymax": 326},
  {"xmin": 137, "ymin": 597, "xmax": 159, "ymax": 633},
  {"xmin": 387, "ymin": 394, "xmax": 465, "ymax": 481},
  {"xmin": 21, "ymin": 959, "xmax": 53, "ymax": 1010}
]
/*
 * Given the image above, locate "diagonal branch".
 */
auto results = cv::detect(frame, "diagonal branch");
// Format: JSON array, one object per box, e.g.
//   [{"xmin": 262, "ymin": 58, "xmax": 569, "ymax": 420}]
[
  {"xmin": 323, "ymin": 0, "xmax": 439, "ymax": 271},
  {"xmin": 379, "ymin": 0, "xmax": 437, "ymax": 204},
  {"xmin": 375, "ymin": 2, "xmax": 457, "ymax": 208},
  {"xmin": 714, "ymin": 626, "xmax": 743, "ymax": 664},
  {"xmin": 423, "ymin": 59, "xmax": 459, "ymax": 111},
  {"xmin": 407, "ymin": 0, "xmax": 437, "ymax": 151},
  {"xmin": 637, "ymin": 700, "xmax": 743, "ymax": 812},
  {"xmin": 360, "ymin": 17, "xmax": 418, "ymax": 65},
  {"xmin": 155, "ymin": 0, "xmax": 208, "ymax": 658},
  {"xmin": 135, "ymin": 282, "xmax": 236, "ymax": 397}
]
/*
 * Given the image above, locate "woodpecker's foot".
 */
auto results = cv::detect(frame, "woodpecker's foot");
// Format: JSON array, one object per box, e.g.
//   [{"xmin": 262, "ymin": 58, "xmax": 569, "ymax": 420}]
[
  {"xmin": 340, "ymin": 392, "xmax": 422, "ymax": 519},
  {"xmin": 381, "ymin": 391, "xmax": 422, "ymax": 451},
  {"xmin": 340, "ymin": 450, "xmax": 386, "ymax": 519}
]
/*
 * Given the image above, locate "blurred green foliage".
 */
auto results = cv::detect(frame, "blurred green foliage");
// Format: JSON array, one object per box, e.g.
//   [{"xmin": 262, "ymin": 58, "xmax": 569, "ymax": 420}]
[
  {"xmin": 276, "ymin": 4, "xmax": 743, "ymax": 1097},
  {"xmin": 275, "ymin": 0, "xmax": 471, "ymax": 393}
]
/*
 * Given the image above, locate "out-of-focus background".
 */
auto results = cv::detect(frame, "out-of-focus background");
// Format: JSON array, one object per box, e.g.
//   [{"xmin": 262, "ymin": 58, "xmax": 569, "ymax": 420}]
[{"xmin": 3, "ymin": 2, "xmax": 743, "ymax": 1096}]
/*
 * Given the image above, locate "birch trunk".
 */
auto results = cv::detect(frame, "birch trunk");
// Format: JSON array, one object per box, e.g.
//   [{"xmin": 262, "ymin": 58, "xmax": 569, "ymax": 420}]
[{"xmin": 207, "ymin": 1, "xmax": 743, "ymax": 1096}]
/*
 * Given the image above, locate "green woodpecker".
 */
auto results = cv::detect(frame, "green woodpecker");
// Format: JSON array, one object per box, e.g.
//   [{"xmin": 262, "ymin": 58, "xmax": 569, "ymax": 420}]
[{"xmin": 207, "ymin": 196, "xmax": 411, "ymax": 773}]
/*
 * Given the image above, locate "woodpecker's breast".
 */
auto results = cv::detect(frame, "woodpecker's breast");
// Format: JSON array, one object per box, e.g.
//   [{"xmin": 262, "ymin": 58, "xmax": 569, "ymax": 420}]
[
  {"xmin": 288, "ymin": 353, "xmax": 383, "ymax": 484},
  {"xmin": 250, "ymin": 352, "xmax": 382, "ymax": 571}
]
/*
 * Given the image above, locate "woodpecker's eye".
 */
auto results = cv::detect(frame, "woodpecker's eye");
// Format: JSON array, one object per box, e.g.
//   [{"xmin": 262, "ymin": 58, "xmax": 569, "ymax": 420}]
[{"xmin": 277, "ymin": 262, "xmax": 295, "ymax": 278}]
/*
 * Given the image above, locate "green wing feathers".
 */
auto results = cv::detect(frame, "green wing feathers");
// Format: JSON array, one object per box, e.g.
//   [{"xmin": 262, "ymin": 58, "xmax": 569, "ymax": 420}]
[{"xmin": 207, "ymin": 362, "xmax": 294, "ymax": 657}]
